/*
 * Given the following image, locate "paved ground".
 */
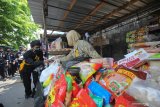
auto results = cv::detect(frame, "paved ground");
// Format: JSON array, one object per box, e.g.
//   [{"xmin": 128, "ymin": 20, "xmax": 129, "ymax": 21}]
[{"xmin": 0, "ymin": 74, "xmax": 34, "ymax": 107}]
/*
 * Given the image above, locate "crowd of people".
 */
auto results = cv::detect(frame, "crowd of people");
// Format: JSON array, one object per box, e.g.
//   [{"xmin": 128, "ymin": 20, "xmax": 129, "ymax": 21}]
[{"xmin": 0, "ymin": 46, "xmax": 26, "ymax": 80}]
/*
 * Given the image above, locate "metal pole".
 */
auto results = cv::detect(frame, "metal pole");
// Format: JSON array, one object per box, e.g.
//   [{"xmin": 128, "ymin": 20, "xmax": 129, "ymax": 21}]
[{"xmin": 43, "ymin": 0, "xmax": 48, "ymax": 58}]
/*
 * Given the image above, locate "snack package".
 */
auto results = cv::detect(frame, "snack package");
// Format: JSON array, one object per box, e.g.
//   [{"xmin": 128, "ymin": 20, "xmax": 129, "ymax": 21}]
[
  {"xmin": 117, "ymin": 49, "xmax": 149, "ymax": 68},
  {"xmin": 90, "ymin": 93, "xmax": 103, "ymax": 107},
  {"xmin": 90, "ymin": 58, "xmax": 114, "ymax": 68},
  {"xmin": 88, "ymin": 81, "xmax": 111, "ymax": 105},
  {"xmin": 72, "ymin": 81, "xmax": 80, "ymax": 98},
  {"xmin": 68, "ymin": 67, "xmax": 82, "ymax": 84},
  {"xmin": 115, "ymin": 92, "xmax": 147, "ymax": 107},
  {"xmin": 70, "ymin": 89, "xmax": 96, "ymax": 107},
  {"xmin": 65, "ymin": 74, "xmax": 73, "ymax": 92},
  {"xmin": 64, "ymin": 91, "xmax": 72, "ymax": 107},
  {"xmin": 46, "ymin": 74, "xmax": 67, "ymax": 107},
  {"xmin": 74, "ymin": 62, "xmax": 102, "ymax": 84},
  {"xmin": 100, "ymin": 68, "xmax": 136, "ymax": 97}
]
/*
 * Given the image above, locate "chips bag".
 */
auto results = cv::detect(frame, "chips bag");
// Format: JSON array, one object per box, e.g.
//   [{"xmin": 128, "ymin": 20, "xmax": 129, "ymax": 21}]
[
  {"xmin": 72, "ymin": 81, "xmax": 80, "ymax": 98},
  {"xmin": 115, "ymin": 92, "xmax": 147, "ymax": 107},
  {"xmin": 100, "ymin": 68, "xmax": 136, "ymax": 97},
  {"xmin": 46, "ymin": 74, "xmax": 67, "ymax": 107},
  {"xmin": 90, "ymin": 92, "xmax": 103, "ymax": 107},
  {"xmin": 70, "ymin": 89, "xmax": 96, "ymax": 107},
  {"xmin": 74, "ymin": 62, "xmax": 102, "ymax": 84},
  {"xmin": 88, "ymin": 81, "xmax": 111, "ymax": 105}
]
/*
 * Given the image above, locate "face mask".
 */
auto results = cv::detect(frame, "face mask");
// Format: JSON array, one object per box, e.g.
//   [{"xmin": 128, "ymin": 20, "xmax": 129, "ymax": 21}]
[{"xmin": 34, "ymin": 48, "xmax": 42, "ymax": 54}]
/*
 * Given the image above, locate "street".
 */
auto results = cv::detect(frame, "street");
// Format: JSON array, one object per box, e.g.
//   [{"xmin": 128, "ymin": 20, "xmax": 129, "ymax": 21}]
[{"xmin": 0, "ymin": 74, "xmax": 34, "ymax": 107}]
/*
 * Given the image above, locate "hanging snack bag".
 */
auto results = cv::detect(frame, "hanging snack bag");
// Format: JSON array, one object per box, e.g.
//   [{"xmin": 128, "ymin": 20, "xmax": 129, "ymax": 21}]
[{"xmin": 100, "ymin": 68, "xmax": 136, "ymax": 97}]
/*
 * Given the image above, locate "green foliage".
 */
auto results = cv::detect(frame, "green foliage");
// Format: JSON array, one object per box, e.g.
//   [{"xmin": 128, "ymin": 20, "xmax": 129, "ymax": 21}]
[{"xmin": 0, "ymin": 0, "xmax": 39, "ymax": 49}]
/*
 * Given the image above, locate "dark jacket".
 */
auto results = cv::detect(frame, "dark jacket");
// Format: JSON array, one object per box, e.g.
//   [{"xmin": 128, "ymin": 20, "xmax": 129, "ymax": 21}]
[{"xmin": 23, "ymin": 49, "xmax": 44, "ymax": 72}]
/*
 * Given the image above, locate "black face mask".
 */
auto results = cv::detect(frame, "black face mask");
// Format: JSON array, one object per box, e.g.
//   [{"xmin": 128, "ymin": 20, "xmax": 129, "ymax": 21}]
[{"xmin": 34, "ymin": 48, "xmax": 42, "ymax": 54}]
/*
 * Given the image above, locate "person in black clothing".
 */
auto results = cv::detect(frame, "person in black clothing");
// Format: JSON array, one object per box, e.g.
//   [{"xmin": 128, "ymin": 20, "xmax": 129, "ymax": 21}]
[
  {"xmin": 22, "ymin": 40, "xmax": 47, "ymax": 99},
  {"xmin": 0, "ymin": 48, "xmax": 6, "ymax": 80},
  {"xmin": 6, "ymin": 49, "xmax": 16, "ymax": 77}
]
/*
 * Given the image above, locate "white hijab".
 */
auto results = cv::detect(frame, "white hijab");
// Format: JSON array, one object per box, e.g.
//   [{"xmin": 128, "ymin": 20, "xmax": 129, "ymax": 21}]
[{"xmin": 66, "ymin": 30, "xmax": 81, "ymax": 46}]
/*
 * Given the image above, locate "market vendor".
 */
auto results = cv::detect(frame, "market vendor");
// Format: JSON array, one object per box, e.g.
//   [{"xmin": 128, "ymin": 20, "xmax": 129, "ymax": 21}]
[{"xmin": 60, "ymin": 30, "xmax": 101, "ymax": 62}]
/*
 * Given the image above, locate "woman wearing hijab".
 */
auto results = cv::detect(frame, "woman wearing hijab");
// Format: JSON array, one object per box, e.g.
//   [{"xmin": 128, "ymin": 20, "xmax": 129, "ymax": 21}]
[{"xmin": 60, "ymin": 30, "xmax": 101, "ymax": 62}]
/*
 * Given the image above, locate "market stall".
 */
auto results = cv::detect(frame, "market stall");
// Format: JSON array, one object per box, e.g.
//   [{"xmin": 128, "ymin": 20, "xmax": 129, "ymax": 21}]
[
  {"xmin": 39, "ymin": 48, "xmax": 160, "ymax": 107},
  {"xmin": 27, "ymin": 0, "xmax": 160, "ymax": 107}
]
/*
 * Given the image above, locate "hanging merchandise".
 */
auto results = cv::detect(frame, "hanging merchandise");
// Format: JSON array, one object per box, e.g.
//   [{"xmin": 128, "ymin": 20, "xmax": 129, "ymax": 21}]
[
  {"xmin": 88, "ymin": 81, "xmax": 111, "ymax": 105},
  {"xmin": 74, "ymin": 62, "xmax": 102, "ymax": 84}
]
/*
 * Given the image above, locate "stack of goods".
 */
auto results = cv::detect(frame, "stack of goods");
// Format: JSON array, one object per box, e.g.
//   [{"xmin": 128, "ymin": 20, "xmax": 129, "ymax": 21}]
[
  {"xmin": 39, "ymin": 50, "xmax": 160, "ymax": 107},
  {"xmin": 126, "ymin": 26, "xmax": 160, "ymax": 54}
]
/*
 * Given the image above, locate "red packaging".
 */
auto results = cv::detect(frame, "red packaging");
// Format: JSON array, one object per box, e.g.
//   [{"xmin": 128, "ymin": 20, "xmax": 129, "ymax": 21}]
[
  {"xmin": 115, "ymin": 93, "xmax": 148, "ymax": 107},
  {"xmin": 72, "ymin": 81, "xmax": 80, "ymax": 98},
  {"xmin": 70, "ymin": 89, "xmax": 96, "ymax": 107}
]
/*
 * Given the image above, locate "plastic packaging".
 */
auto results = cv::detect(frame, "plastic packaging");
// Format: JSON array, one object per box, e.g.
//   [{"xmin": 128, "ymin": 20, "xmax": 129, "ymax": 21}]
[
  {"xmin": 43, "ymin": 74, "xmax": 54, "ymax": 88},
  {"xmin": 90, "ymin": 58, "xmax": 114, "ymax": 68},
  {"xmin": 46, "ymin": 74, "xmax": 67, "ymax": 106},
  {"xmin": 115, "ymin": 92, "xmax": 146, "ymax": 107},
  {"xmin": 90, "ymin": 92, "xmax": 103, "ymax": 107},
  {"xmin": 40, "ymin": 62, "xmax": 59, "ymax": 83},
  {"xmin": 117, "ymin": 49, "xmax": 149, "ymax": 68},
  {"xmin": 75, "ymin": 62, "xmax": 102, "ymax": 84},
  {"xmin": 72, "ymin": 81, "xmax": 80, "ymax": 98},
  {"xmin": 65, "ymin": 74, "xmax": 73, "ymax": 92},
  {"xmin": 70, "ymin": 89, "xmax": 96, "ymax": 107},
  {"xmin": 64, "ymin": 91, "xmax": 72, "ymax": 107},
  {"xmin": 88, "ymin": 81, "xmax": 111, "ymax": 105},
  {"xmin": 100, "ymin": 68, "xmax": 135, "ymax": 97},
  {"xmin": 126, "ymin": 77, "xmax": 160, "ymax": 107}
]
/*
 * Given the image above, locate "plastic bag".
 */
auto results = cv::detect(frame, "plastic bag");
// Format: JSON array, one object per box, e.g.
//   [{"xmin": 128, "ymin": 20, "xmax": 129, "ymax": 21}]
[
  {"xmin": 74, "ymin": 62, "xmax": 102, "ymax": 84},
  {"xmin": 43, "ymin": 74, "xmax": 54, "ymax": 88},
  {"xmin": 55, "ymin": 37, "xmax": 62, "ymax": 50},
  {"xmin": 40, "ymin": 62, "xmax": 59, "ymax": 83},
  {"xmin": 88, "ymin": 81, "xmax": 111, "ymax": 105},
  {"xmin": 70, "ymin": 89, "xmax": 96, "ymax": 107},
  {"xmin": 126, "ymin": 77, "xmax": 160, "ymax": 107}
]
